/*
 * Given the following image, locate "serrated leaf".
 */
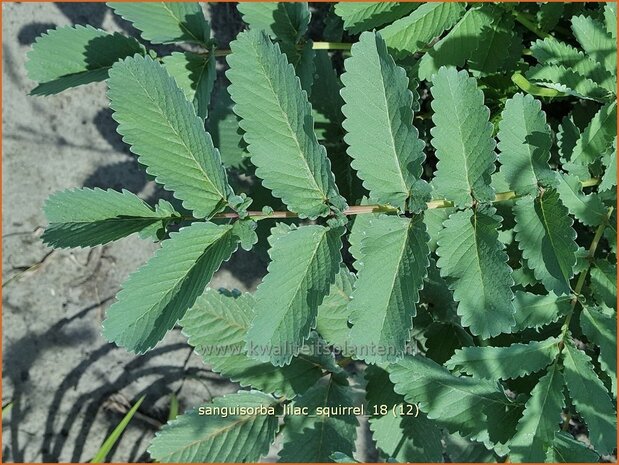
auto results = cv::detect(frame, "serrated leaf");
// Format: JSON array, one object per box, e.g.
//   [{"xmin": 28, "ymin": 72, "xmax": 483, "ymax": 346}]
[
  {"xmin": 562, "ymin": 338, "xmax": 617, "ymax": 455},
  {"xmin": 446, "ymin": 337, "xmax": 560, "ymax": 380},
  {"xmin": 246, "ymin": 224, "xmax": 342, "ymax": 366},
  {"xmin": 537, "ymin": 3, "xmax": 564, "ymax": 32},
  {"xmin": 599, "ymin": 137, "xmax": 617, "ymax": 192},
  {"xmin": 347, "ymin": 215, "xmax": 429, "ymax": 363},
  {"xmin": 109, "ymin": 2, "xmax": 209, "ymax": 45},
  {"xmin": 108, "ymin": 55, "xmax": 232, "ymax": 219},
  {"xmin": 389, "ymin": 355, "xmax": 514, "ymax": 440},
  {"xmin": 334, "ymin": 2, "xmax": 418, "ymax": 34},
  {"xmin": 102, "ymin": 222, "xmax": 238, "ymax": 353},
  {"xmin": 509, "ymin": 363, "xmax": 565, "ymax": 462},
  {"xmin": 162, "ymin": 51, "xmax": 216, "ymax": 120},
  {"xmin": 557, "ymin": 115, "xmax": 580, "ymax": 165},
  {"xmin": 418, "ymin": 5, "xmax": 496, "ymax": 81},
  {"xmin": 148, "ymin": 391, "xmax": 278, "ymax": 462},
  {"xmin": 379, "ymin": 3, "xmax": 465, "ymax": 58},
  {"xmin": 590, "ymin": 260, "xmax": 617, "ymax": 310},
  {"xmin": 581, "ymin": 306, "xmax": 617, "ymax": 397},
  {"xmin": 545, "ymin": 431, "xmax": 600, "ymax": 463},
  {"xmin": 340, "ymin": 32, "xmax": 427, "ymax": 211},
  {"xmin": 436, "ymin": 206, "xmax": 515, "ymax": 338},
  {"xmin": 279, "ymin": 376, "xmax": 358, "ymax": 462},
  {"xmin": 556, "ymin": 172, "xmax": 607, "ymax": 227},
  {"xmin": 41, "ymin": 188, "xmax": 175, "ymax": 248},
  {"xmin": 430, "ymin": 67, "xmax": 496, "ymax": 207},
  {"xmin": 565, "ymin": 101, "xmax": 618, "ymax": 180},
  {"xmin": 511, "ymin": 291, "xmax": 571, "ymax": 332},
  {"xmin": 237, "ymin": 2, "xmax": 310, "ymax": 44},
  {"xmin": 206, "ymin": 85, "xmax": 248, "ymax": 169},
  {"xmin": 180, "ymin": 289, "xmax": 325, "ymax": 399},
  {"xmin": 445, "ymin": 432, "xmax": 497, "ymax": 462},
  {"xmin": 603, "ymin": 3, "xmax": 617, "ymax": 39},
  {"xmin": 525, "ymin": 64, "xmax": 611, "ymax": 102},
  {"xmin": 467, "ymin": 7, "xmax": 516, "ymax": 74},
  {"xmin": 571, "ymin": 14, "xmax": 617, "ymax": 74},
  {"xmin": 227, "ymin": 30, "xmax": 346, "ymax": 218},
  {"xmin": 26, "ymin": 25, "xmax": 143, "ymax": 96},
  {"xmin": 315, "ymin": 265, "xmax": 355, "ymax": 354},
  {"xmin": 497, "ymin": 93, "xmax": 555, "ymax": 195},
  {"xmin": 513, "ymin": 191, "xmax": 578, "ymax": 295}
]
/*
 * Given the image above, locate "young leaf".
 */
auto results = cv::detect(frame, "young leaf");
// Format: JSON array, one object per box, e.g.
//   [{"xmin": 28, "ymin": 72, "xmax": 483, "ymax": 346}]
[
  {"xmin": 446, "ymin": 337, "xmax": 560, "ymax": 380},
  {"xmin": 26, "ymin": 25, "xmax": 143, "ymax": 96},
  {"xmin": 430, "ymin": 67, "xmax": 496, "ymax": 207},
  {"xmin": 102, "ymin": 222, "xmax": 239, "ymax": 353},
  {"xmin": 108, "ymin": 55, "xmax": 232, "ymax": 219},
  {"xmin": 562, "ymin": 338, "xmax": 617, "ymax": 455},
  {"xmin": 555, "ymin": 172, "xmax": 607, "ymax": 227},
  {"xmin": 148, "ymin": 391, "xmax": 278, "ymax": 462},
  {"xmin": 580, "ymin": 307, "xmax": 617, "ymax": 396},
  {"xmin": 418, "ymin": 5, "xmax": 496, "ymax": 81},
  {"xmin": 227, "ymin": 30, "xmax": 346, "ymax": 218},
  {"xmin": 334, "ymin": 2, "xmax": 418, "ymax": 34},
  {"xmin": 389, "ymin": 355, "xmax": 514, "ymax": 439},
  {"xmin": 108, "ymin": 2, "xmax": 210, "ymax": 46},
  {"xmin": 509, "ymin": 363, "xmax": 565, "ymax": 462},
  {"xmin": 246, "ymin": 224, "xmax": 343, "ymax": 366},
  {"xmin": 347, "ymin": 214, "xmax": 429, "ymax": 363},
  {"xmin": 436, "ymin": 206, "xmax": 515, "ymax": 338},
  {"xmin": 545, "ymin": 431, "xmax": 600, "ymax": 463},
  {"xmin": 379, "ymin": 3, "xmax": 465, "ymax": 58},
  {"xmin": 162, "ymin": 51, "xmax": 216, "ymax": 120},
  {"xmin": 181, "ymin": 289, "xmax": 325, "ymax": 399},
  {"xmin": 511, "ymin": 291, "xmax": 571, "ymax": 332},
  {"xmin": 340, "ymin": 31, "xmax": 427, "ymax": 211},
  {"xmin": 513, "ymin": 191, "xmax": 578, "ymax": 295},
  {"xmin": 497, "ymin": 93, "xmax": 555, "ymax": 195},
  {"xmin": 237, "ymin": 2, "xmax": 310, "ymax": 44},
  {"xmin": 590, "ymin": 260, "xmax": 617, "ymax": 309},
  {"xmin": 564, "ymin": 101, "xmax": 618, "ymax": 180},
  {"xmin": 571, "ymin": 14, "xmax": 617, "ymax": 74},
  {"xmin": 315, "ymin": 265, "xmax": 355, "ymax": 354},
  {"xmin": 42, "ymin": 188, "xmax": 176, "ymax": 248},
  {"xmin": 279, "ymin": 376, "xmax": 358, "ymax": 462}
]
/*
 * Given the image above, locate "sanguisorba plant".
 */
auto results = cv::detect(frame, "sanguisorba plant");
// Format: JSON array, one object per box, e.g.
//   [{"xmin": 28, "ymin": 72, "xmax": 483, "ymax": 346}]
[{"xmin": 26, "ymin": 2, "xmax": 617, "ymax": 463}]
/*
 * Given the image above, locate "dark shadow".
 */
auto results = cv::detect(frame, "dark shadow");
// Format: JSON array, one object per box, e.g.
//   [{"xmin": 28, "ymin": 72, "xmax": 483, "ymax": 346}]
[
  {"xmin": 17, "ymin": 22, "xmax": 57, "ymax": 46},
  {"xmin": 208, "ymin": 2, "xmax": 244, "ymax": 49},
  {"xmin": 54, "ymin": 3, "xmax": 108, "ymax": 28}
]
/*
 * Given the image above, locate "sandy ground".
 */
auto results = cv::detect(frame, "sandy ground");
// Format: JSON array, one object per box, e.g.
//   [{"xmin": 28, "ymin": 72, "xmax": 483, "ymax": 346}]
[{"xmin": 2, "ymin": 3, "xmax": 265, "ymax": 462}]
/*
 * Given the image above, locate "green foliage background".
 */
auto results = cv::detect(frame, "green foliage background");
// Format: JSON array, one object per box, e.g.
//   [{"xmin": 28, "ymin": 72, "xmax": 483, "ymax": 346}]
[{"xmin": 26, "ymin": 2, "xmax": 617, "ymax": 462}]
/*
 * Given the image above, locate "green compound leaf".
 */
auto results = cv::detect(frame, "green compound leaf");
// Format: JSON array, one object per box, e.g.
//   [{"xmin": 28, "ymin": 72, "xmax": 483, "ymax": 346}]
[
  {"xmin": 237, "ymin": 2, "xmax": 310, "ymax": 44},
  {"xmin": 180, "ymin": 289, "xmax": 325, "ymax": 399},
  {"xmin": 379, "ymin": 3, "xmax": 465, "ymax": 58},
  {"xmin": 347, "ymin": 214, "xmax": 429, "ymax": 363},
  {"xmin": 418, "ymin": 4, "xmax": 496, "ymax": 82},
  {"xmin": 525, "ymin": 64, "xmax": 611, "ymax": 103},
  {"xmin": 545, "ymin": 431, "xmax": 600, "ymax": 463},
  {"xmin": 446, "ymin": 337, "xmax": 560, "ymax": 380},
  {"xmin": 315, "ymin": 265, "xmax": 355, "ymax": 354},
  {"xmin": 590, "ymin": 260, "xmax": 617, "ymax": 309},
  {"xmin": 509, "ymin": 363, "xmax": 565, "ymax": 462},
  {"xmin": 388, "ymin": 355, "xmax": 514, "ymax": 440},
  {"xmin": 497, "ymin": 93, "xmax": 555, "ymax": 195},
  {"xmin": 227, "ymin": 30, "xmax": 346, "ymax": 218},
  {"xmin": 430, "ymin": 67, "xmax": 496, "ymax": 207},
  {"xmin": 556, "ymin": 172, "xmax": 607, "ymax": 227},
  {"xmin": 340, "ymin": 31, "xmax": 428, "ymax": 212},
  {"xmin": 604, "ymin": 3, "xmax": 617, "ymax": 40},
  {"xmin": 279, "ymin": 376, "xmax": 358, "ymax": 462},
  {"xmin": 108, "ymin": 55, "xmax": 232, "ymax": 219},
  {"xmin": 108, "ymin": 2, "xmax": 210, "ymax": 46},
  {"xmin": 42, "ymin": 188, "xmax": 176, "ymax": 248},
  {"xmin": 513, "ymin": 190, "xmax": 578, "ymax": 295},
  {"xmin": 562, "ymin": 338, "xmax": 617, "ymax": 455},
  {"xmin": 565, "ymin": 101, "xmax": 617, "ymax": 180},
  {"xmin": 334, "ymin": 2, "xmax": 418, "ymax": 34},
  {"xmin": 436, "ymin": 206, "xmax": 515, "ymax": 338},
  {"xmin": 26, "ymin": 25, "xmax": 144, "ymax": 96},
  {"xmin": 580, "ymin": 306, "xmax": 617, "ymax": 397},
  {"xmin": 162, "ymin": 51, "xmax": 216, "ymax": 120},
  {"xmin": 148, "ymin": 391, "xmax": 278, "ymax": 463},
  {"xmin": 599, "ymin": 137, "xmax": 617, "ymax": 192},
  {"xmin": 246, "ymin": 224, "xmax": 343, "ymax": 366},
  {"xmin": 511, "ymin": 291, "xmax": 571, "ymax": 332},
  {"xmin": 102, "ymin": 222, "xmax": 239, "ymax": 353},
  {"xmin": 571, "ymin": 14, "xmax": 617, "ymax": 75},
  {"xmin": 467, "ymin": 7, "xmax": 516, "ymax": 74}
]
